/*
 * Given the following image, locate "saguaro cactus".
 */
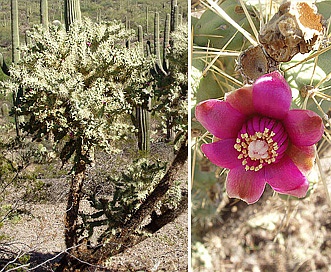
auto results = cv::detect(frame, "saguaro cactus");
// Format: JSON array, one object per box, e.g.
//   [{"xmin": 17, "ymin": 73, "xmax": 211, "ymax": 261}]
[
  {"xmin": 0, "ymin": 53, "xmax": 9, "ymax": 76},
  {"xmin": 153, "ymin": 12, "xmax": 167, "ymax": 75},
  {"xmin": 11, "ymin": 0, "xmax": 21, "ymax": 137},
  {"xmin": 136, "ymin": 25, "xmax": 151, "ymax": 153},
  {"xmin": 64, "ymin": 0, "xmax": 81, "ymax": 31},
  {"xmin": 163, "ymin": 13, "xmax": 171, "ymax": 71},
  {"xmin": 11, "ymin": 0, "xmax": 20, "ymax": 64},
  {"xmin": 170, "ymin": 0, "xmax": 178, "ymax": 32},
  {"xmin": 146, "ymin": 6, "xmax": 149, "ymax": 33},
  {"xmin": 40, "ymin": 0, "xmax": 49, "ymax": 28},
  {"xmin": 134, "ymin": 0, "xmax": 184, "ymax": 148}
]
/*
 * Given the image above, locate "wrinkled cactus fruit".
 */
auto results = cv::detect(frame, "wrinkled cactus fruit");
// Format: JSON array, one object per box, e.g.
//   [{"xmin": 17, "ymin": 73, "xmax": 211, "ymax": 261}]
[
  {"xmin": 194, "ymin": 1, "xmax": 259, "ymax": 50},
  {"xmin": 237, "ymin": 45, "xmax": 279, "ymax": 83},
  {"xmin": 259, "ymin": 1, "xmax": 325, "ymax": 62}
]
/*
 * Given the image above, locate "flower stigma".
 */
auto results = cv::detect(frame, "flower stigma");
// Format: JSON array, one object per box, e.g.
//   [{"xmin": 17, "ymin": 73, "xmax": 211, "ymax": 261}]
[
  {"xmin": 248, "ymin": 140, "xmax": 269, "ymax": 159},
  {"xmin": 234, "ymin": 116, "xmax": 288, "ymax": 172}
]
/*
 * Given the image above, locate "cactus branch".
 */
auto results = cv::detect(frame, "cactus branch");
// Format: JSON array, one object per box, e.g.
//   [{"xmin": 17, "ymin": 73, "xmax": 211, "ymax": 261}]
[
  {"xmin": 154, "ymin": 12, "xmax": 167, "ymax": 75},
  {"xmin": 163, "ymin": 13, "xmax": 171, "ymax": 71},
  {"xmin": 136, "ymin": 25, "xmax": 151, "ymax": 153}
]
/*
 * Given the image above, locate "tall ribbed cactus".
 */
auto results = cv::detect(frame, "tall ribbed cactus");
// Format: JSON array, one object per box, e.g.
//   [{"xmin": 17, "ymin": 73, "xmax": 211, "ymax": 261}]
[
  {"xmin": 135, "ymin": 25, "xmax": 151, "ymax": 153},
  {"xmin": 11, "ymin": 0, "xmax": 21, "ymax": 137},
  {"xmin": 134, "ymin": 0, "xmax": 183, "ymax": 147},
  {"xmin": 40, "ymin": 0, "xmax": 49, "ymax": 28},
  {"xmin": 146, "ymin": 6, "xmax": 149, "ymax": 33},
  {"xmin": 153, "ymin": 0, "xmax": 181, "ymax": 140},
  {"xmin": 11, "ymin": 0, "xmax": 20, "ymax": 64},
  {"xmin": 0, "ymin": 53, "xmax": 9, "ymax": 76},
  {"xmin": 170, "ymin": 0, "xmax": 178, "ymax": 32},
  {"xmin": 153, "ymin": 12, "xmax": 167, "ymax": 75},
  {"xmin": 163, "ymin": 13, "xmax": 171, "ymax": 71},
  {"xmin": 64, "ymin": 0, "xmax": 81, "ymax": 31}
]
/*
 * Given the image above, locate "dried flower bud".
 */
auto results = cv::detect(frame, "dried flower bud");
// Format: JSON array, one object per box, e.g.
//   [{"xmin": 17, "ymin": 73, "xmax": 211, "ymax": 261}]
[
  {"xmin": 237, "ymin": 45, "xmax": 279, "ymax": 84},
  {"xmin": 259, "ymin": 1, "xmax": 325, "ymax": 62}
]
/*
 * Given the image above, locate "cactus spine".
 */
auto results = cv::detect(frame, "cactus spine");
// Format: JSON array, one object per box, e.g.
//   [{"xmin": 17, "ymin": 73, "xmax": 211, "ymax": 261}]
[
  {"xmin": 64, "ymin": 0, "xmax": 81, "ymax": 31},
  {"xmin": 40, "ymin": 0, "xmax": 49, "ymax": 28}
]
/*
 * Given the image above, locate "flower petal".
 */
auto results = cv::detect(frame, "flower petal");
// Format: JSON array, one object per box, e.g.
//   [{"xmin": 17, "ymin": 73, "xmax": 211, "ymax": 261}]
[
  {"xmin": 265, "ymin": 155, "xmax": 309, "ymax": 198},
  {"xmin": 253, "ymin": 71, "xmax": 292, "ymax": 119},
  {"xmin": 201, "ymin": 139, "xmax": 242, "ymax": 169},
  {"xmin": 286, "ymin": 143, "xmax": 316, "ymax": 175},
  {"xmin": 283, "ymin": 109, "xmax": 324, "ymax": 146},
  {"xmin": 195, "ymin": 99, "xmax": 246, "ymax": 139},
  {"xmin": 226, "ymin": 166, "xmax": 266, "ymax": 204},
  {"xmin": 225, "ymin": 85, "xmax": 255, "ymax": 116}
]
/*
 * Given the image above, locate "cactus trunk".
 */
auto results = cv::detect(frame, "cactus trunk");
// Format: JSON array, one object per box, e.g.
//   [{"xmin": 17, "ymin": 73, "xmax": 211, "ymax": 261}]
[
  {"xmin": 11, "ymin": 0, "xmax": 20, "ymax": 64},
  {"xmin": 136, "ymin": 102, "xmax": 151, "ymax": 153},
  {"xmin": 64, "ymin": 0, "xmax": 81, "ymax": 31},
  {"xmin": 136, "ymin": 25, "xmax": 151, "ymax": 153},
  {"xmin": 11, "ymin": 0, "xmax": 21, "ymax": 137},
  {"xmin": 163, "ymin": 13, "xmax": 170, "ymax": 71},
  {"xmin": 146, "ymin": 6, "xmax": 149, "ymax": 33},
  {"xmin": 0, "ymin": 53, "xmax": 9, "ymax": 76},
  {"xmin": 40, "ymin": 0, "xmax": 49, "ymax": 28},
  {"xmin": 170, "ymin": 0, "xmax": 178, "ymax": 32},
  {"xmin": 154, "ymin": 12, "xmax": 167, "ymax": 75}
]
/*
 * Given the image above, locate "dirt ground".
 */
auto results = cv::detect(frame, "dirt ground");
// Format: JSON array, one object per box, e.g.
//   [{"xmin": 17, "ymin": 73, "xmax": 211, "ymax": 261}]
[
  {"xmin": 0, "ymin": 153, "xmax": 188, "ymax": 271},
  {"xmin": 1, "ymin": 200, "xmax": 188, "ymax": 271}
]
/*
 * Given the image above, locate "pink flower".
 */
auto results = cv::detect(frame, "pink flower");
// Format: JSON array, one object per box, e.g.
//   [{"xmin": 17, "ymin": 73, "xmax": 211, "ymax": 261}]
[{"xmin": 195, "ymin": 71, "xmax": 324, "ymax": 204}]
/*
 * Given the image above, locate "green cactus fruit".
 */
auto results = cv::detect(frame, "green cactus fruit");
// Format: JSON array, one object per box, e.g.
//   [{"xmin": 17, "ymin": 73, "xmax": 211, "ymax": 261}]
[
  {"xmin": 193, "ymin": 0, "xmax": 259, "ymax": 51},
  {"xmin": 193, "ymin": 58, "xmax": 223, "ymax": 102},
  {"xmin": 191, "ymin": 150, "xmax": 225, "ymax": 228},
  {"xmin": 283, "ymin": 47, "xmax": 331, "ymax": 115},
  {"xmin": 192, "ymin": 54, "xmax": 240, "ymax": 104},
  {"xmin": 191, "ymin": 15, "xmax": 199, "ymax": 28},
  {"xmin": 316, "ymin": 1, "xmax": 331, "ymax": 35}
]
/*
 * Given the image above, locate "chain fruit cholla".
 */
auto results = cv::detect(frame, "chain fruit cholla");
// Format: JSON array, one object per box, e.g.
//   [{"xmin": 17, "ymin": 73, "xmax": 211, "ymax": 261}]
[{"xmin": 195, "ymin": 71, "xmax": 324, "ymax": 204}]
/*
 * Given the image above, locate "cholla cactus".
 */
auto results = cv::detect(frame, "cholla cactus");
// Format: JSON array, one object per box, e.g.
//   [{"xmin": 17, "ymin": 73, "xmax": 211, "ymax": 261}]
[
  {"xmin": 4, "ymin": 19, "xmax": 140, "ymax": 164},
  {"xmin": 1, "ymin": 19, "xmax": 154, "ymax": 257}
]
